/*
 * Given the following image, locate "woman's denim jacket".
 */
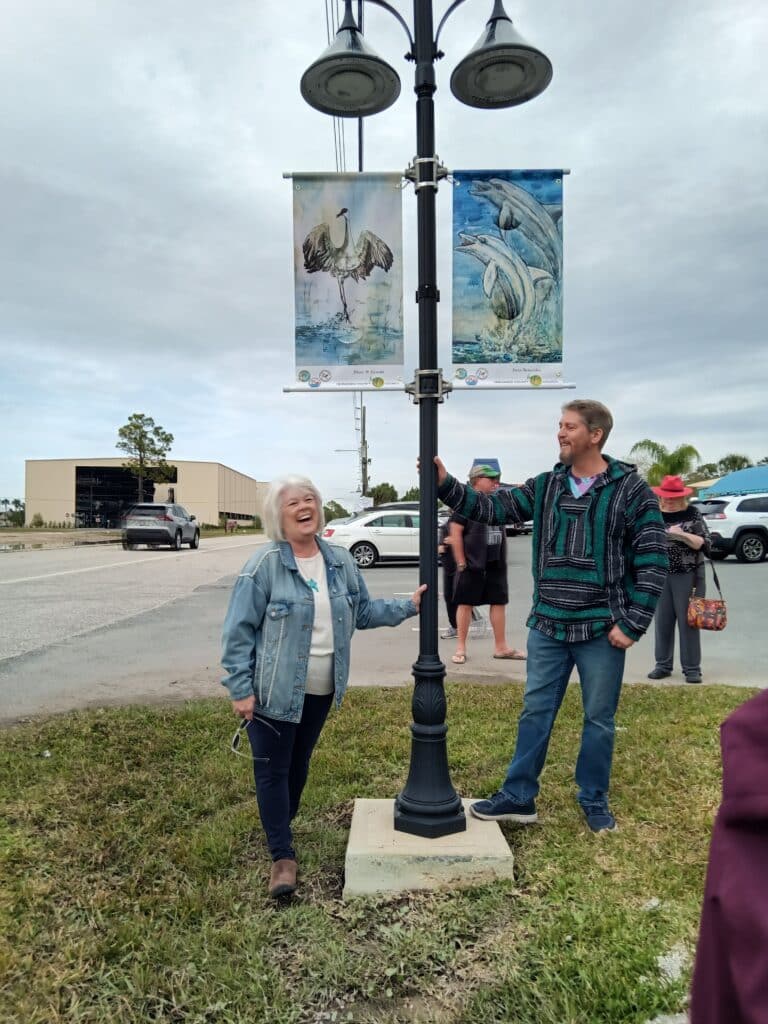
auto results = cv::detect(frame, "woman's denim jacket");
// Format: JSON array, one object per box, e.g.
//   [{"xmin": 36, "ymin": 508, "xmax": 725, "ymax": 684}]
[{"xmin": 221, "ymin": 537, "xmax": 417, "ymax": 722}]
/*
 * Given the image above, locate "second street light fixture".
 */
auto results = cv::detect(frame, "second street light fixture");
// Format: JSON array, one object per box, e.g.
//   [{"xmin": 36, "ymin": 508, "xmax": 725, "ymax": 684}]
[
  {"xmin": 450, "ymin": 0, "xmax": 553, "ymax": 108},
  {"xmin": 300, "ymin": 0, "xmax": 552, "ymax": 838}
]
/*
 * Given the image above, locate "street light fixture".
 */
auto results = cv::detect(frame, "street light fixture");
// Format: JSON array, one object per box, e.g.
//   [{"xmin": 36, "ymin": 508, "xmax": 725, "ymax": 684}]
[{"xmin": 300, "ymin": 0, "xmax": 552, "ymax": 838}]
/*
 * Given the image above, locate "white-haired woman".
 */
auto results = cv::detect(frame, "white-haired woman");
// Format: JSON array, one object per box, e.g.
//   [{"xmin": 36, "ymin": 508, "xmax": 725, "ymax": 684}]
[{"xmin": 221, "ymin": 475, "xmax": 425, "ymax": 898}]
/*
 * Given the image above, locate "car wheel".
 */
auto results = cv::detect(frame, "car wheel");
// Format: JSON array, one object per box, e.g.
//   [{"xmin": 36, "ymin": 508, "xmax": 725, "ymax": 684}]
[
  {"xmin": 189, "ymin": 531, "xmax": 200, "ymax": 549},
  {"xmin": 735, "ymin": 531, "xmax": 766, "ymax": 563},
  {"xmin": 122, "ymin": 537, "xmax": 129, "ymax": 550},
  {"xmin": 351, "ymin": 541, "xmax": 378, "ymax": 568},
  {"xmin": 172, "ymin": 530, "xmax": 182, "ymax": 551}
]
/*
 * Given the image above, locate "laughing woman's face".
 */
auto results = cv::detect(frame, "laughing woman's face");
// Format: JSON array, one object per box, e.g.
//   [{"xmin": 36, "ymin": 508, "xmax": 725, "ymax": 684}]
[{"xmin": 280, "ymin": 487, "xmax": 319, "ymax": 544}]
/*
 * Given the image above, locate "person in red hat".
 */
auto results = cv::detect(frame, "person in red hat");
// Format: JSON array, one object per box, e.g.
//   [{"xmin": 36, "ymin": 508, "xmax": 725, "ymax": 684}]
[{"xmin": 648, "ymin": 475, "xmax": 710, "ymax": 683}]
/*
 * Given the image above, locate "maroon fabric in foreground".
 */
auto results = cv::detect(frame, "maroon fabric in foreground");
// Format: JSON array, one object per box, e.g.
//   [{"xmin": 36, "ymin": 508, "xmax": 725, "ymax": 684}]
[{"xmin": 689, "ymin": 688, "xmax": 768, "ymax": 1023}]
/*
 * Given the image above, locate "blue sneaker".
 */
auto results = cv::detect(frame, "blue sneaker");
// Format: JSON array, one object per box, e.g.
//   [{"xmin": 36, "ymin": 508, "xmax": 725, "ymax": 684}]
[
  {"xmin": 581, "ymin": 802, "xmax": 617, "ymax": 833},
  {"xmin": 469, "ymin": 792, "xmax": 538, "ymax": 823}
]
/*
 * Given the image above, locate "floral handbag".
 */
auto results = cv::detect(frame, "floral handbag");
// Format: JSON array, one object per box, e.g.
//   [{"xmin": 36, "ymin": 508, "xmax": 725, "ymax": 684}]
[{"xmin": 687, "ymin": 558, "xmax": 727, "ymax": 631}]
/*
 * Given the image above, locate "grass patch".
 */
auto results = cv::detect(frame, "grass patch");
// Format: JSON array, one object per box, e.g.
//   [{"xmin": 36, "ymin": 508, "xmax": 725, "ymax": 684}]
[{"xmin": 0, "ymin": 684, "xmax": 753, "ymax": 1023}]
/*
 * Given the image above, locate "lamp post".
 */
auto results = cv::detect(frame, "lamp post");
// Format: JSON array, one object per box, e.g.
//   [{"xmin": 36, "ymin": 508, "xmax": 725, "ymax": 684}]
[{"xmin": 300, "ymin": 0, "xmax": 552, "ymax": 837}]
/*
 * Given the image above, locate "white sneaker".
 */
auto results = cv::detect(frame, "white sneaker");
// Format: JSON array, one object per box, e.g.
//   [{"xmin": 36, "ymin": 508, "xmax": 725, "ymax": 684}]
[{"xmin": 440, "ymin": 627, "xmax": 458, "ymax": 639}]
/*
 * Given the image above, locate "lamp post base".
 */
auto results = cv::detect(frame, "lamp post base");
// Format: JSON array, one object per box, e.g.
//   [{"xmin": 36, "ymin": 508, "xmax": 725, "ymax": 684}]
[
  {"xmin": 394, "ymin": 663, "xmax": 467, "ymax": 838},
  {"xmin": 394, "ymin": 794, "xmax": 466, "ymax": 838}
]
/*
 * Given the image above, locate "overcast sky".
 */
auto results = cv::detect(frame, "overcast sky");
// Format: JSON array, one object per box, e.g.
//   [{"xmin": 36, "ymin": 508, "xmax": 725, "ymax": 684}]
[{"xmin": 2, "ymin": 0, "xmax": 766, "ymax": 508}]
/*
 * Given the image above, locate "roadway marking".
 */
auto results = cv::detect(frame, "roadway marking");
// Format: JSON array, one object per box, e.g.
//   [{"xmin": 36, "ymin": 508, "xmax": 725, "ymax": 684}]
[{"xmin": 0, "ymin": 540, "xmax": 260, "ymax": 586}]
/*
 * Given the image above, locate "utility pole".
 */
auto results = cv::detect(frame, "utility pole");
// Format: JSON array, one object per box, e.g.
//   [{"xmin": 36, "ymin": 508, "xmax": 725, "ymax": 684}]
[{"xmin": 360, "ymin": 400, "xmax": 369, "ymax": 495}]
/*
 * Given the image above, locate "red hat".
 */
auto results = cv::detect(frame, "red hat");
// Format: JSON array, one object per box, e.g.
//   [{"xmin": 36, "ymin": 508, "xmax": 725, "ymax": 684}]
[{"xmin": 651, "ymin": 475, "xmax": 693, "ymax": 498}]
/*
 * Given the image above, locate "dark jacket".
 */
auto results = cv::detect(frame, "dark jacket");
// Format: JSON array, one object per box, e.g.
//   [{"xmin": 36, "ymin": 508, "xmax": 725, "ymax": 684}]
[{"xmin": 690, "ymin": 688, "xmax": 768, "ymax": 1023}]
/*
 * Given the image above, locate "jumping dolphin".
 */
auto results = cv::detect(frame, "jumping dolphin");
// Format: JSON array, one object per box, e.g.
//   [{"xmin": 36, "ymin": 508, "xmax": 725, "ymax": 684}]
[
  {"xmin": 469, "ymin": 179, "xmax": 562, "ymax": 278},
  {"xmin": 457, "ymin": 232, "xmax": 552, "ymax": 323}
]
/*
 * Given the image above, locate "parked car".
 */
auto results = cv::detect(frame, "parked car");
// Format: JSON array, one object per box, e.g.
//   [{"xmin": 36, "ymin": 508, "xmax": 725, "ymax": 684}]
[
  {"xmin": 121, "ymin": 503, "xmax": 200, "ymax": 551},
  {"xmin": 505, "ymin": 519, "xmax": 533, "ymax": 537},
  {"xmin": 322, "ymin": 509, "xmax": 419, "ymax": 567},
  {"xmin": 694, "ymin": 493, "xmax": 768, "ymax": 562}
]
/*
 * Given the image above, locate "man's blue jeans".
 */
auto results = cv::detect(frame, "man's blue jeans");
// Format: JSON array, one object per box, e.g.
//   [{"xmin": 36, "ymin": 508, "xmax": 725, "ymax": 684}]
[{"xmin": 500, "ymin": 628, "xmax": 626, "ymax": 806}]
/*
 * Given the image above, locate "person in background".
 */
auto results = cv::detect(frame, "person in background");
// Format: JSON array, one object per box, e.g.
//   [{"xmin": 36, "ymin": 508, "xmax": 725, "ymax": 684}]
[
  {"xmin": 449, "ymin": 465, "xmax": 526, "ymax": 666},
  {"xmin": 647, "ymin": 475, "xmax": 709, "ymax": 684},
  {"xmin": 689, "ymin": 688, "xmax": 768, "ymax": 1023},
  {"xmin": 438, "ymin": 515, "xmax": 458, "ymax": 639},
  {"xmin": 221, "ymin": 474, "xmax": 425, "ymax": 898},
  {"xmin": 435, "ymin": 400, "xmax": 668, "ymax": 833}
]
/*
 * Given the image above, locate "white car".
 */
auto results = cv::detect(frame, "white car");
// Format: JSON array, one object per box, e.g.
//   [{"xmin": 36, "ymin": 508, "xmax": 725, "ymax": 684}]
[
  {"xmin": 694, "ymin": 493, "xmax": 768, "ymax": 562},
  {"xmin": 322, "ymin": 509, "xmax": 420, "ymax": 567}
]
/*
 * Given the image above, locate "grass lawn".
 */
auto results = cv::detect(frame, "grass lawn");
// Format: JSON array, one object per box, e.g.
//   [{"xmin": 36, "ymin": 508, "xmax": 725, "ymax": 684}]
[{"xmin": 0, "ymin": 684, "xmax": 753, "ymax": 1024}]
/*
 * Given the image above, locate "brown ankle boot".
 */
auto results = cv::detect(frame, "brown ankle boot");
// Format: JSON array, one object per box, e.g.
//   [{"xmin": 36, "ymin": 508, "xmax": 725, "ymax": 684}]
[{"xmin": 268, "ymin": 858, "xmax": 298, "ymax": 898}]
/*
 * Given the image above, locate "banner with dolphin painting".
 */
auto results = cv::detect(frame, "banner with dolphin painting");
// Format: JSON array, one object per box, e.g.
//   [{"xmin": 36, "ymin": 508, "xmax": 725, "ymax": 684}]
[
  {"xmin": 292, "ymin": 172, "xmax": 404, "ymax": 389},
  {"xmin": 452, "ymin": 170, "xmax": 564, "ymax": 388}
]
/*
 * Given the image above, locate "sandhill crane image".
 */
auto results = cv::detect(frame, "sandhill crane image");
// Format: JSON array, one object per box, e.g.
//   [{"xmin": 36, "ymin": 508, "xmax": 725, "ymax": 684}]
[
  {"xmin": 303, "ymin": 208, "xmax": 393, "ymax": 324},
  {"xmin": 452, "ymin": 169, "xmax": 564, "ymax": 378},
  {"xmin": 292, "ymin": 174, "xmax": 403, "ymax": 384}
]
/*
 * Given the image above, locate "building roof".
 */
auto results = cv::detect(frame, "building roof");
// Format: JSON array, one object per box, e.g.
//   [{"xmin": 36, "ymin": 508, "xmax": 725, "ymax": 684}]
[{"xmin": 700, "ymin": 466, "xmax": 768, "ymax": 497}]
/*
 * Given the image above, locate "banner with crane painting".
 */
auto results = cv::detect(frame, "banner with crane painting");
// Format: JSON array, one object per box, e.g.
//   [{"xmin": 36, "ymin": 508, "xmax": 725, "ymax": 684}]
[
  {"xmin": 292, "ymin": 172, "xmax": 404, "ymax": 389},
  {"xmin": 451, "ymin": 170, "xmax": 564, "ymax": 388}
]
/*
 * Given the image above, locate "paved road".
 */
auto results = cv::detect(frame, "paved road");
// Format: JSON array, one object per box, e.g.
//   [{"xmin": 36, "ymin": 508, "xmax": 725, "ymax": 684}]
[{"xmin": 0, "ymin": 536, "xmax": 764, "ymax": 723}]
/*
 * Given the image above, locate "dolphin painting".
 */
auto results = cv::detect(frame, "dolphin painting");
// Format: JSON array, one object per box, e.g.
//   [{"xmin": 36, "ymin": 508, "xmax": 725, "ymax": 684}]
[
  {"xmin": 456, "ymin": 232, "xmax": 552, "ymax": 323},
  {"xmin": 469, "ymin": 178, "xmax": 562, "ymax": 278}
]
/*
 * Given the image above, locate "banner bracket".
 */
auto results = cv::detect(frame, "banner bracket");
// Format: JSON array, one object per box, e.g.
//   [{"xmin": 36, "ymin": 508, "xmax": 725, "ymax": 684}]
[
  {"xmin": 416, "ymin": 283, "xmax": 440, "ymax": 303},
  {"xmin": 404, "ymin": 155, "xmax": 449, "ymax": 191},
  {"xmin": 405, "ymin": 369, "xmax": 452, "ymax": 404}
]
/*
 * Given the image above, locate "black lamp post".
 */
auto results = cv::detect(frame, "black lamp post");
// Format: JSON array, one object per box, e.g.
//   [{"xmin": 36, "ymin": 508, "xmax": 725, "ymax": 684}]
[{"xmin": 300, "ymin": 0, "xmax": 552, "ymax": 838}]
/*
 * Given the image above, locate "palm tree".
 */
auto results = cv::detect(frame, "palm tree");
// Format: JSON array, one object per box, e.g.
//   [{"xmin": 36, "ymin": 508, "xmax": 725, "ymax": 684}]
[
  {"xmin": 717, "ymin": 453, "xmax": 753, "ymax": 475},
  {"xmin": 628, "ymin": 440, "xmax": 701, "ymax": 486}
]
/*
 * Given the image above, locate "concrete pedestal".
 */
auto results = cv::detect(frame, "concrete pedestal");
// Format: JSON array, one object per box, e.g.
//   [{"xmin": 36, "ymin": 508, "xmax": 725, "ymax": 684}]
[{"xmin": 342, "ymin": 798, "xmax": 515, "ymax": 899}]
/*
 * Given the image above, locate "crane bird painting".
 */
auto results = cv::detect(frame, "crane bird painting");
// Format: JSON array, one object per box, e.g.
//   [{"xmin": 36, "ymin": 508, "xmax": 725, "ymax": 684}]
[
  {"xmin": 452, "ymin": 169, "xmax": 564, "ymax": 376},
  {"xmin": 302, "ymin": 208, "xmax": 393, "ymax": 325},
  {"xmin": 293, "ymin": 174, "xmax": 404, "ymax": 381}
]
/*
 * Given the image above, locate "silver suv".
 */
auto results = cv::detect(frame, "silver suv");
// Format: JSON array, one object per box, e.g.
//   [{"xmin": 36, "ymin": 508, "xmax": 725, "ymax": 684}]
[
  {"xmin": 695, "ymin": 493, "xmax": 768, "ymax": 563},
  {"xmin": 121, "ymin": 503, "xmax": 200, "ymax": 551}
]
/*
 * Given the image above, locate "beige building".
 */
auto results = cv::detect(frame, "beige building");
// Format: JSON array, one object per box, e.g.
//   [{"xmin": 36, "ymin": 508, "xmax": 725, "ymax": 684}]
[{"xmin": 25, "ymin": 458, "xmax": 267, "ymax": 528}]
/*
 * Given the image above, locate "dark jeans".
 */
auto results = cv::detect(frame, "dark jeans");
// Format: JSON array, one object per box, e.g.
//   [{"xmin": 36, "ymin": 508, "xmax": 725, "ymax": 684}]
[
  {"xmin": 443, "ymin": 568, "xmax": 458, "ymax": 628},
  {"xmin": 246, "ymin": 692, "xmax": 333, "ymax": 861}
]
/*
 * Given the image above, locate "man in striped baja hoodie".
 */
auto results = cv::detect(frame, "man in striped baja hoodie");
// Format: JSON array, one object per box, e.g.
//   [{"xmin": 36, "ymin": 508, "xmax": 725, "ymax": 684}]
[{"xmin": 436, "ymin": 400, "xmax": 668, "ymax": 833}]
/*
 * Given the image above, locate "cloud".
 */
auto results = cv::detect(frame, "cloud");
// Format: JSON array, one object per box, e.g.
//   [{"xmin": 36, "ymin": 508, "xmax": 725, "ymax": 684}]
[{"xmin": 1, "ymin": 0, "xmax": 766, "ymax": 504}]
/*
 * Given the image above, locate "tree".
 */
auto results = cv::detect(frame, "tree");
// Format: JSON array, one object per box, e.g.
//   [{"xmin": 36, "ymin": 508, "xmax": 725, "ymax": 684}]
[
  {"xmin": 323, "ymin": 499, "xmax": 350, "ymax": 522},
  {"xmin": 116, "ymin": 413, "xmax": 175, "ymax": 502},
  {"xmin": 8, "ymin": 499, "xmax": 25, "ymax": 527},
  {"xmin": 368, "ymin": 482, "xmax": 398, "ymax": 506},
  {"xmin": 717, "ymin": 453, "xmax": 753, "ymax": 476},
  {"xmin": 757, "ymin": 456, "xmax": 768, "ymax": 466},
  {"xmin": 401, "ymin": 486, "xmax": 420, "ymax": 501},
  {"xmin": 689, "ymin": 462, "xmax": 720, "ymax": 482},
  {"xmin": 628, "ymin": 440, "xmax": 701, "ymax": 486}
]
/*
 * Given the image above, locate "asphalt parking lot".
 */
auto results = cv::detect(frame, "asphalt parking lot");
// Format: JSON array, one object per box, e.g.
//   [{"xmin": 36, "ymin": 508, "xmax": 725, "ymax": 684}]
[{"xmin": 0, "ymin": 535, "xmax": 764, "ymax": 723}]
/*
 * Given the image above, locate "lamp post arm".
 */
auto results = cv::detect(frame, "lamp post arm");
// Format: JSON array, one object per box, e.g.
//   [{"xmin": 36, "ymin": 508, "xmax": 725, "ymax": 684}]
[
  {"xmin": 434, "ymin": 0, "xmax": 470, "ymax": 49},
  {"xmin": 355, "ymin": 0, "xmax": 415, "ymax": 53}
]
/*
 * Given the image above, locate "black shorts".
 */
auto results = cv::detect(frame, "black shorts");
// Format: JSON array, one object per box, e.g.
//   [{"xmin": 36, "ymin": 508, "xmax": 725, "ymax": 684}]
[{"xmin": 452, "ymin": 564, "xmax": 508, "ymax": 607}]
